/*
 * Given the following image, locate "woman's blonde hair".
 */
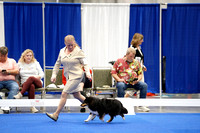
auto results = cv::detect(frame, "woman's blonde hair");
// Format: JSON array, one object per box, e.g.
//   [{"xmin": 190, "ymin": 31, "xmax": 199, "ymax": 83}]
[
  {"xmin": 64, "ymin": 35, "xmax": 80, "ymax": 48},
  {"xmin": 130, "ymin": 33, "xmax": 144, "ymax": 47},
  {"xmin": 18, "ymin": 49, "xmax": 36, "ymax": 63}
]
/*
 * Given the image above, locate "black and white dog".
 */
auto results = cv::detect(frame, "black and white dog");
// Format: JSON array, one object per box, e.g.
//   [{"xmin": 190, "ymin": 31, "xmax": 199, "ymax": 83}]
[{"xmin": 81, "ymin": 97, "xmax": 128, "ymax": 123}]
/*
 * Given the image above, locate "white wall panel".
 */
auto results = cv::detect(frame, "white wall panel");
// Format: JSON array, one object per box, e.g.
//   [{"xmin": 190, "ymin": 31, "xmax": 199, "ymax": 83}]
[
  {"xmin": 0, "ymin": 2, "xmax": 5, "ymax": 46},
  {"xmin": 81, "ymin": 3, "xmax": 130, "ymax": 67}
]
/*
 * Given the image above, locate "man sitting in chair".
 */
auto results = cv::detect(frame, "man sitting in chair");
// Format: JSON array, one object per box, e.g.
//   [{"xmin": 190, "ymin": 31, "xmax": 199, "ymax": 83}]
[
  {"xmin": 0, "ymin": 46, "xmax": 19, "ymax": 114},
  {"xmin": 111, "ymin": 47, "xmax": 150, "ymax": 112}
]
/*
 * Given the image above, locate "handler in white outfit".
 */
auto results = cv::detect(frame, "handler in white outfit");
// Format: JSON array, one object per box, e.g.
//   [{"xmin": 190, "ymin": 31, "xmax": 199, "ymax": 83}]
[{"xmin": 46, "ymin": 35, "xmax": 91, "ymax": 121}]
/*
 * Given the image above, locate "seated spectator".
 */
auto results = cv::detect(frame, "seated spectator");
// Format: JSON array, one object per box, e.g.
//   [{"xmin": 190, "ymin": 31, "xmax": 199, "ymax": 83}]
[
  {"xmin": 14, "ymin": 49, "xmax": 44, "ymax": 113},
  {"xmin": 111, "ymin": 47, "xmax": 150, "ymax": 112},
  {"xmin": 0, "ymin": 46, "xmax": 19, "ymax": 114}
]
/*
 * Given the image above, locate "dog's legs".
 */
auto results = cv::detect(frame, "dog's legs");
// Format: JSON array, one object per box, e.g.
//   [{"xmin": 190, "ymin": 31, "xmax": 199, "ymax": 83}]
[
  {"xmin": 120, "ymin": 114, "xmax": 125, "ymax": 120},
  {"xmin": 107, "ymin": 115, "xmax": 114, "ymax": 123},
  {"xmin": 91, "ymin": 114, "xmax": 96, "ymax": 120},
  {"xmin": 99, "ymin": 113, "xmax": 105, "ymax": 122},
  {"xmin": 84, "ymin": 113, "xmax": 97, "ymax": 122}
]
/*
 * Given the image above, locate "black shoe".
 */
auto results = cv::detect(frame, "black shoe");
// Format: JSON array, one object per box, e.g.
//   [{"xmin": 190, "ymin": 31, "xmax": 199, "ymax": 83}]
[
  {"xmin": 1, "ymin": 106, "xmax": 10, "ymax": 114},
  {"xmin": 3, "ymin": 110, "xmax": 10, "ymax": 114},
  {"xmin": 80, "ymin": 107, "xmax": 86, "ymax": 113}
]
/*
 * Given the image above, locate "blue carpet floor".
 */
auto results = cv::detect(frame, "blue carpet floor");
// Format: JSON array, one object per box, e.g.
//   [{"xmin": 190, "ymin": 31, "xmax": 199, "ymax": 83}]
[{"xmin": 0, "ymin": 113, "xmax": 200, "ymax": 133}]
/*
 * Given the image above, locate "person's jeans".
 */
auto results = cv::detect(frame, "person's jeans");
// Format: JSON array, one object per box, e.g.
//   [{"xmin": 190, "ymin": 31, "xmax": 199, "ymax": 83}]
[
  {"xmin": 116, "ymin": 81, "xmax": 147, "ymax": 98},
  {"xmin": 0, "ymin": 80, "xmax": 19, "ymax": 99}
]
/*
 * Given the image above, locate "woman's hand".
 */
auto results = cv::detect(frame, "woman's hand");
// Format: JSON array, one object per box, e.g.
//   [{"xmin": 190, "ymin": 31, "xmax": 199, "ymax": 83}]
[
  {"xmin": 86, "ymin": 74, "xmax": 92, "ymax": 81},
  {"xmin": 142, "ymin": 65, "xmax": 147, "ymax": 71},
  {"xmin": 51, "ymin": 76, "xmax": 56, "ymax": 83}
]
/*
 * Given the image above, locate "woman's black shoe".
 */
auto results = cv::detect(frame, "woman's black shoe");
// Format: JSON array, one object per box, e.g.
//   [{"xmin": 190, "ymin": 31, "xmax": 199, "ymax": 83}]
[{"xmin": 80, "ymin": 107, "xmax": 86, "ymax": 112}]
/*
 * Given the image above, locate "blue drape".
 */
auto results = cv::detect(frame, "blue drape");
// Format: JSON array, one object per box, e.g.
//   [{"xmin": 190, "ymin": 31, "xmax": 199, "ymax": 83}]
[
  {"xmin": 3, "ymin": 3, "xmax": 200, "ymax": 93},
  {"xmin": 45, "ymin": 3, "xmax": 81, "ymax": 66},
  {"xmin": 4, "ymin": 2, "xmax": 43, "ymax": 67},
  {"xmin": 129, "ymin": 4, "xmax": 160, "ymax": 93},
  {"xmin": 162, "ymin": 4, "xmax": 200, "ymax": 93}
]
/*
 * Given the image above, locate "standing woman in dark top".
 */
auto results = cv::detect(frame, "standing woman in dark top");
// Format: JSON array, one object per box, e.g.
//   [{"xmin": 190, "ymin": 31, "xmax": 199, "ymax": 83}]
[{"xmin": 124, "ymin": 33, "xmax": 147, "ymax": 98}]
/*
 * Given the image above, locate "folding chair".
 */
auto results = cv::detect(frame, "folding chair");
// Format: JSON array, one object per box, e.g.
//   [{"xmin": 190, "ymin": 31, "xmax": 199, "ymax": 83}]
[{"xmin": 92, "ymin": 67, "xmax": 117, "ymax": 98}]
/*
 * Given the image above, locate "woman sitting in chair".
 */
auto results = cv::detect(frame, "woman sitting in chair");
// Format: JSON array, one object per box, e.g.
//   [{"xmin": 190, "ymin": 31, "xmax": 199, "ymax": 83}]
[{"xmin": 14, "ymin": 49, "xmax": 44, "ymax": 113}]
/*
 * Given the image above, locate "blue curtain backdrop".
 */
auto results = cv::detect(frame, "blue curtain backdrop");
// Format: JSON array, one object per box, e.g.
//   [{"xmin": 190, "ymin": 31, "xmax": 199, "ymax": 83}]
[
  {"xmin": 45, "ymin": 3, "xmax": 81, "ymax": 66},
  {"xmin": 129, "ymin": 4, "xmax": 160, "ymax": 93},
  {"xmin": 162, "ymin": 4, "xmax": 200, "ymax": 93},
  {"xmin": 3, "ymin": 2, "xmax": 43, "ymax": 67},
  {"xmin": 3, "ymin": 3, "xmax": 200, "ymax": 93}
]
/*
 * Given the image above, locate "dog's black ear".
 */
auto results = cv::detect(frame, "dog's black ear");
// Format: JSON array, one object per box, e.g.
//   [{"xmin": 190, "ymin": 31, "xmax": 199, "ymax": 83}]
[{"xmin": 85, "ymin": 96, "xmax": 93, "ymax": 99}]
